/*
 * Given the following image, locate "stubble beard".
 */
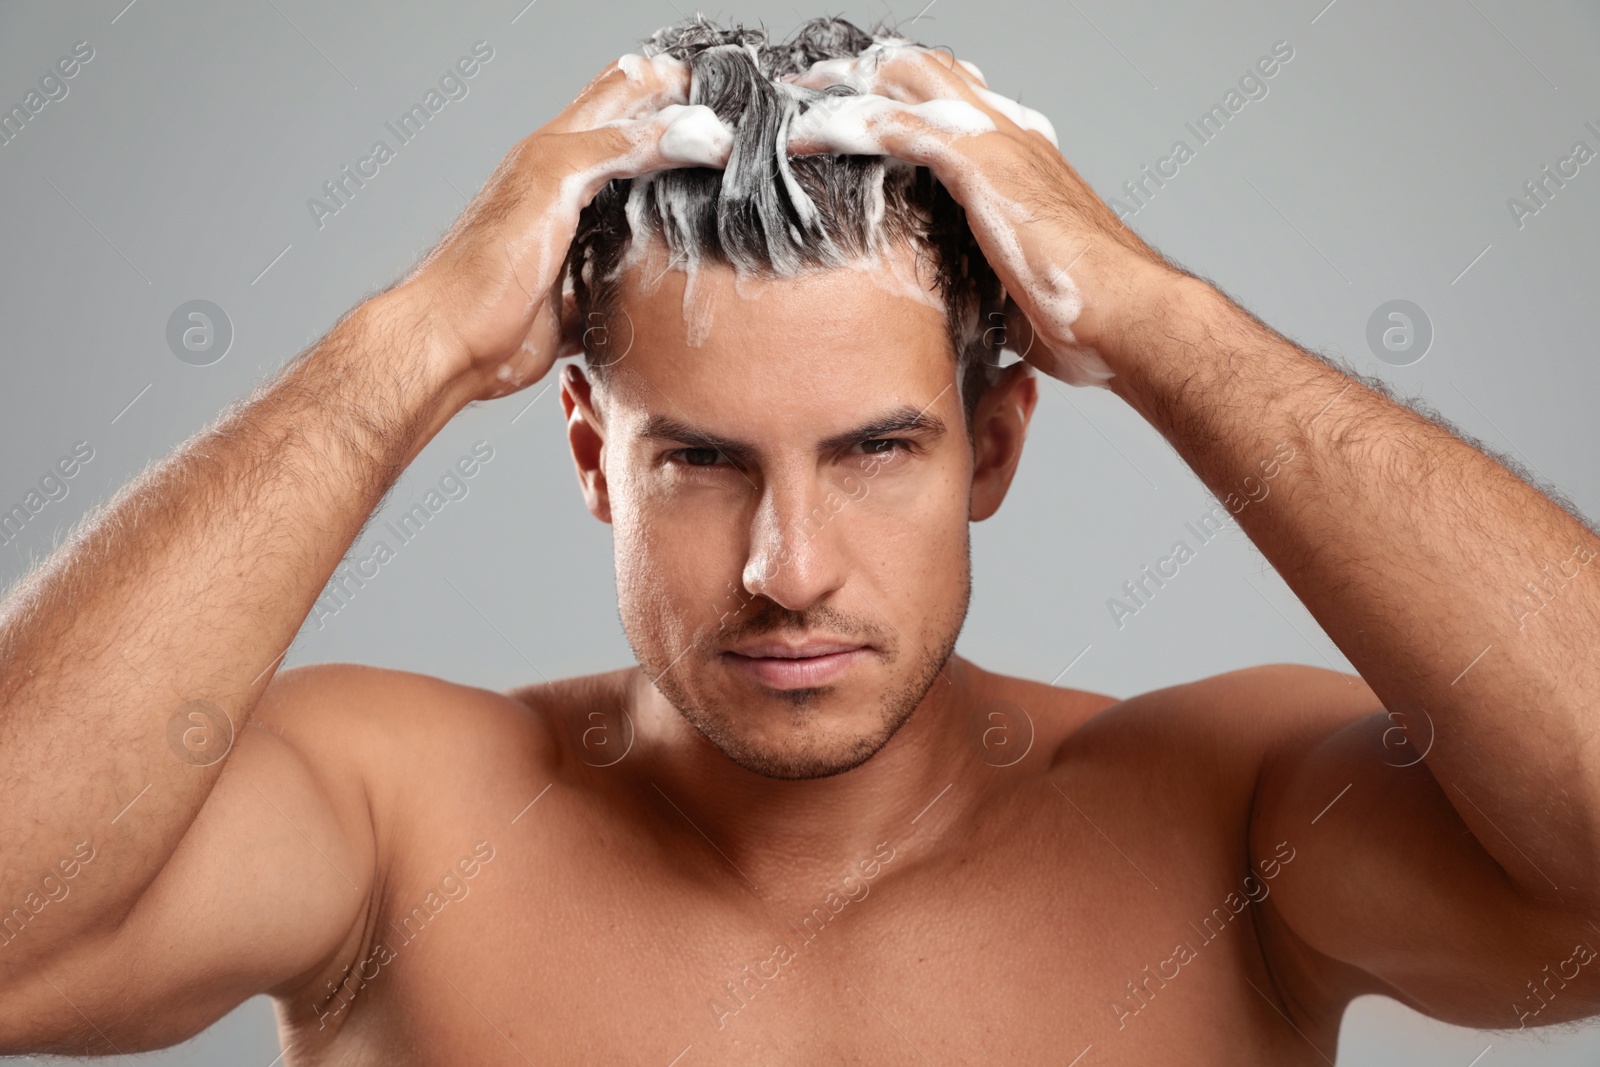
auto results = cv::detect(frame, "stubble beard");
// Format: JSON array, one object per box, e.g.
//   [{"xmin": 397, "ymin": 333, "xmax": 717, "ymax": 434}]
[{"xmin": 627, "ymin": 568, "xmax": 972, "ymax": 781}]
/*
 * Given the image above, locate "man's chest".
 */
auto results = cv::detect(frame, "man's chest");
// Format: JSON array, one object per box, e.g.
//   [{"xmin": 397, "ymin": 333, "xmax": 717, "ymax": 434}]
[{"xmin": 299, "ymin": 777, "xmax": 1321, "ymax": 1065}]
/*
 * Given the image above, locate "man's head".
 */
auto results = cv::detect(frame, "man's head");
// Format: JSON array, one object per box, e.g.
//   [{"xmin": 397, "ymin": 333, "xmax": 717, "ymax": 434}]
[{"xmin": 559, "ymin": 16, "xmax": 1037, "ymax": 780}]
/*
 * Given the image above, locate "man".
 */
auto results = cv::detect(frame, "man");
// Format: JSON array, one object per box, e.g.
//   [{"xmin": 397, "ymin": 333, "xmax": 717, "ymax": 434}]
[{"xmin": 1, "ymin": 15, "xmax": 1596, "ymax": 1065}]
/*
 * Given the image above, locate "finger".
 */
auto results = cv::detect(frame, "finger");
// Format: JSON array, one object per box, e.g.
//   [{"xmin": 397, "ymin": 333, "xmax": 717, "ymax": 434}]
[
  {"xmin": 554, "ymin": 53, "xmax": 692, "ymax": 133},
  {"xmin": 592, "ymin": 103, "xmax": 734, "ymax": 175},
  {"xmin": 970, "ymin": 87, "xmax": 1058, "ymax": 148},
  {"xmin": 787, "ymin": 43, "xmax": 968, "ymax": 100},
  {"xmin": 785, "ymin": 92, "xmax": 991, "ymax": 164},
  {"xmin": 539, "ymin": 102, "xmax": 734, "ymax": 220},
  {"xmin": 879, "ymin": 52, "xmax": 1058, "ymax": 148},
  {"xmin": 790, "ymin": 46, "xmax": 1057, "ymax": 149},
  {"xmin": 470, "ymin": 103, "xmax": 731, "ymax": 308},
  {"xmin": 909, "ymin": 47, "xmax": 990, "ymax": 91}
]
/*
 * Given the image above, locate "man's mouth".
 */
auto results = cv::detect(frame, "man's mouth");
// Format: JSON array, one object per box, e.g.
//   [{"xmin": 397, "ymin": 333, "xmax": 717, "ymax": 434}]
[{"xmin": 721, "ymin": 639, "xmax": 872, "ymax": 690}]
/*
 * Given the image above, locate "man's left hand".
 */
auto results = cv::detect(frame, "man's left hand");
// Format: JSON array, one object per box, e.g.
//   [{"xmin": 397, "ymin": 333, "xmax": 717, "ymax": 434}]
[{"xmin": 785, "ymin": 44, "xmax": 1182, "ymax": 387}]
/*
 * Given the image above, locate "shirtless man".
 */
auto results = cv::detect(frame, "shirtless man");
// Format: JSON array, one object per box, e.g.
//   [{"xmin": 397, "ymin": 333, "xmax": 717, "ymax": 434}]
[{"xmin": 2, "ymin": 16, "xmax": 1597, "ymax": 1065}]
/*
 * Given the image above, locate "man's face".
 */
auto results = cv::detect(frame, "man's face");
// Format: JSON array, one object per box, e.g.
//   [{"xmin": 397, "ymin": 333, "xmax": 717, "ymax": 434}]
[{"xmin": 565, "ymin": 243, "xmax": 998, "ymax": 780}]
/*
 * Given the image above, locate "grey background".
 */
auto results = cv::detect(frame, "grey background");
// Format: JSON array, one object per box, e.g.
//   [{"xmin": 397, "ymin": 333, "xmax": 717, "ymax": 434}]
[{"xmin": 1, "ymin": 0, "xmax": 1597, "ymax": 1062}]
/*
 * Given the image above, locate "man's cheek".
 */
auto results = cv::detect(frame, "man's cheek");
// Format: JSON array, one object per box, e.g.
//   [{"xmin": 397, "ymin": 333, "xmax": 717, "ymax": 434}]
[
  {"xmin": 849, "ymin": 475, "xmax": 961, "ymax": 553},
  {"xmin": 849, "ymin": 498, "xmax": 966, "ymax": 589},
  {"xmin": 620, "ymin": 498, "xmax": 744, "ymax": 623}
]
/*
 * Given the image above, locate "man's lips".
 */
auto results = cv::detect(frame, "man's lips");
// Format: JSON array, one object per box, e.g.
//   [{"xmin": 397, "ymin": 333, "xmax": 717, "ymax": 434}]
[{"xmin": 721, "ymin": 640, "xmax": 873, "ymax": 690}]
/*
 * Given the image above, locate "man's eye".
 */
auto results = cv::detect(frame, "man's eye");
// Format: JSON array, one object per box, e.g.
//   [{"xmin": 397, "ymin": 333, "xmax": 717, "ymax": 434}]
[
  {"xmin": 678, "ymin": 447, "xmax": 723, "ymax": 467},
  {"xmin": 859, "ymin": 439, "xmax": 905, "ymax": 455}
]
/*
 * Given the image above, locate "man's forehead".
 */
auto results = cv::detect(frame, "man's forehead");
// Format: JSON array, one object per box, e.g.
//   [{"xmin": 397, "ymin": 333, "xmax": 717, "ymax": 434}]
[
  {"xmin": 598, "ymin": 239, "xmax": 961, "ymax": 437},
  {"xmin": 613, "ymin": 235, "xmax": 951, "ymax": 351}
]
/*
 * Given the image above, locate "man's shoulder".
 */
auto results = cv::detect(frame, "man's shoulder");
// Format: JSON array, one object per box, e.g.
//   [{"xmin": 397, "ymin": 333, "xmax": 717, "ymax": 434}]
[
  {"xmin": 252, "ymin": 661, "xmax": 611, "ymax": 783},
  {"xmin": 258, "ymin": 660, "xmax": 543, "ymax": 727},
  {"xmin": 1115, "ymin": 661, "xmax": 1378, "ymax": 722},
  {"xmin": 1030, "ymin": 661, "xmax": 1382, "ymax": 774}
]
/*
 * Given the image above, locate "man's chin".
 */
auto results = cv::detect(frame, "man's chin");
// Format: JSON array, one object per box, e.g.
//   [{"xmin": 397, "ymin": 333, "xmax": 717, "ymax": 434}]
[
  {"xmin": 667, "ymin": 679, "xmax": 906, "ymax": 780},
  {"xmin": 694, "ymin": 720, "xmax": 894, "ymax": 781},
  {"xmin": 636, "ymin": 624, "xmax": 960, "ymax": 779}
]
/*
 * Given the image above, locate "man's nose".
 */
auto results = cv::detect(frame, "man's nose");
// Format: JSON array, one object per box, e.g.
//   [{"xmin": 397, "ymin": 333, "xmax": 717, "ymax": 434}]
[{"xmin": 740, "ymin": 474, "xmax": 849, "ymax": 612}]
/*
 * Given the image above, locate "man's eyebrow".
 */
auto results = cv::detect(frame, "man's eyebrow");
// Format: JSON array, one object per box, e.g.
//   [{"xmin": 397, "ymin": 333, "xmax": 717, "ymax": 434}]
[
  {"xmin": 816, "ymin": 406, "xmax": 948, "ymax": 452},
  {"xmin": 638, "ymin": 405, "xmax": 948, "ymax": 458},
  {"xmin": 639, "ymin": 414, "xmax": 752, "ymax": 458}
]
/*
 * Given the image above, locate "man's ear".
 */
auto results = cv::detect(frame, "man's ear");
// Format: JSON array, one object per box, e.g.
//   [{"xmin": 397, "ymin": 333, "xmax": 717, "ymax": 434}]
[
  {"xmin": 560, "ymin": 363, "xmax": 612, "ymax": 524},
  {"xmin": 969, "ymin": 361, "xmax": 1038, "ymax": 522}
]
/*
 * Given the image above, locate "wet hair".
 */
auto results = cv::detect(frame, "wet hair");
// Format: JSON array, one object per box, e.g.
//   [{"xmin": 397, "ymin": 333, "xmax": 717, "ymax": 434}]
[{"xmin": 564, "ymin": 14, "xmax": 1006, "ymax": 428}]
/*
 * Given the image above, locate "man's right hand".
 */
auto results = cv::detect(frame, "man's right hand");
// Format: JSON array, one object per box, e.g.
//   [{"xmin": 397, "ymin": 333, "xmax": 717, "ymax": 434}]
[
  {"xmin": 396, "ymin": 54, "xmax": 730, "ymax": 405},
  {"xmin": 0, "ymin": 54, "xmax": 722, "ymax": 1053}
]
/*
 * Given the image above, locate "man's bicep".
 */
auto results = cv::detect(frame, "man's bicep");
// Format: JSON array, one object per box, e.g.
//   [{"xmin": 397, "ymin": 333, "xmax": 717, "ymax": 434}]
[
  {"xmin": 1253, "ymin": 704, "xmax": 1599, "ymax": 1030},
  {"xmin": 4, "ymin": 665, "xmax": 376, "ymax": 1052}
]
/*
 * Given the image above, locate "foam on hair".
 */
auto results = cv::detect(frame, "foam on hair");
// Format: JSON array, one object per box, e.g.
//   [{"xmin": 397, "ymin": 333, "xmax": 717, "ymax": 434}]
[{"xmin": 566, "ymin": 15, "xmax": 1006, "ymax": 420}]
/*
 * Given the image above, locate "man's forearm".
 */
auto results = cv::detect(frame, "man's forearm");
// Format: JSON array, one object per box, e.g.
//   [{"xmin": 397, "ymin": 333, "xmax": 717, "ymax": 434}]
[
  {"xmin": 0, "ymin": 286, "xmax": 464, "ymax": 972},
  {"xmin": 1103, "ymin": 273, "xmax": 1600, "ymax": 902}
]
